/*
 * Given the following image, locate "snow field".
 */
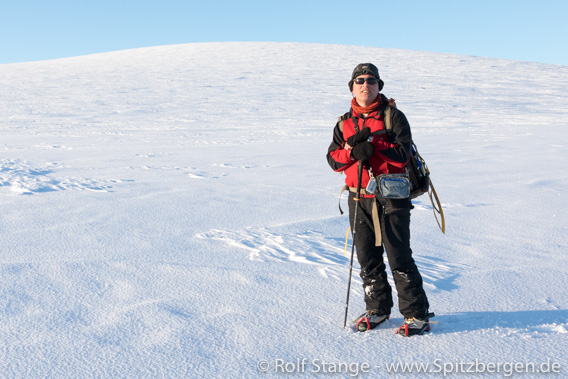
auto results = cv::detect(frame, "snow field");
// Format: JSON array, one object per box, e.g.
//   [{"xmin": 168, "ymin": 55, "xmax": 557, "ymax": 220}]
[{"xmin": 1, "ymin": 42, "xmax": 567, "ymax": 377}]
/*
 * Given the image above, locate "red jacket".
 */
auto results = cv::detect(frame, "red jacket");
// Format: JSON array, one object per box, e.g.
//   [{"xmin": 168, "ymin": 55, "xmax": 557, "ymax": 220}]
[{"xmin": 327, "ymin": 95, "xmax": 412, "ymax": 189}]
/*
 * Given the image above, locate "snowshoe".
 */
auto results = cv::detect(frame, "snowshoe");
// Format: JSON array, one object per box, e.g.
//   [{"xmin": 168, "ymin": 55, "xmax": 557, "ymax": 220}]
[
  {"xmin": 396, "ymin": 312, "xmax": 435, "ymax": 337},
  {"xmin": 354, "ymin": 309, "xmax": 390, "ymax": 332}
]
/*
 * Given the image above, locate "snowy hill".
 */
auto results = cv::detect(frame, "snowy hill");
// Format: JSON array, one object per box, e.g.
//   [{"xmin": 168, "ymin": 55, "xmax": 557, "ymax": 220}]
[{"xmin": 1, "ymin": 42, "xmax": 567, "ymax": 377}]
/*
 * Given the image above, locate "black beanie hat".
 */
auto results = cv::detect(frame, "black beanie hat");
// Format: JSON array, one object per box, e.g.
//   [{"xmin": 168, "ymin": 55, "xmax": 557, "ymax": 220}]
[{"xmin": 349, "ymin": 63, "xmax": 384, "ymax": 91}]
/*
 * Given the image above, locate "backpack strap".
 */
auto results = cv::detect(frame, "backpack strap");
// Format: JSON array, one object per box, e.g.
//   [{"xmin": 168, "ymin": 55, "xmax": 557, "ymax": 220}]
[
  {"xmin": 383, "ymin": 105, "xmax": 392, "ymax": 132},
  {"xmin": 338, "ymin": 185, "xmax": 383, "ymax": 246},
  {"xmin": 337, "ymin": 110, "xmax": 352, "ymax": 133},
  {"xmin": 382, "ymin": 98, "xmax": 396, "ymax": 132}
]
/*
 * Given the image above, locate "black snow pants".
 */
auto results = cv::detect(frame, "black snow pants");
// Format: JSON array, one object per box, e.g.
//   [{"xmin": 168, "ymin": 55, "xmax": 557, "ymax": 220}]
[{"xmin": 348, "ymin": 191, "xmax": 429, "ymax": 319}]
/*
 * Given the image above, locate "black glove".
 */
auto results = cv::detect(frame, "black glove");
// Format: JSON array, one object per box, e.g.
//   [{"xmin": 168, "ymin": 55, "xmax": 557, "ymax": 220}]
[
  {"xmin": 351, "ymin": 141, "xmax": 374, "ymax": 161},
  {"xmin": 346, "ymin": 127, "xmax": 371, "ymax": 147}
]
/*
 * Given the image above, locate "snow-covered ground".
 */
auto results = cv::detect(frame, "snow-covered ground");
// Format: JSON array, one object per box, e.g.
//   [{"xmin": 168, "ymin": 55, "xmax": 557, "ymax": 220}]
[{"xmin": 1, "ymin": 42, "xmax": 567, "ymax": 377}]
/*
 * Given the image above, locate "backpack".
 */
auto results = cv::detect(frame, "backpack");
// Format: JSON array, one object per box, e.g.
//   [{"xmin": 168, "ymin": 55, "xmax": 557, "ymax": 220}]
[
  {"xmin": 337, "ymin": 102, "xmax": 429, "ymax": 198},
  {"xmin": 338, "ymin": 102, "xmax": 445, "ymax": 233}
]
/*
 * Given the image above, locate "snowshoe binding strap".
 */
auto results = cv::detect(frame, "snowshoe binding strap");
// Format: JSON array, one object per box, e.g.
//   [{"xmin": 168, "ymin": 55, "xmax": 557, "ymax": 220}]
[
  {"xmin": 396, "ymin": 312, "xmax": 436, "ymax": 337},
  {"xmin": 355, "ymin": 310, "xmax": 389, "ymax": 332}
]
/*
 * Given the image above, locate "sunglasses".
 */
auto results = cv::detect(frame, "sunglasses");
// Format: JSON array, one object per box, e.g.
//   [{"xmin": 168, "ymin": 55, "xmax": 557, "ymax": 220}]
[{"xmin": 354, "ymin": 77, "xmax": 378, "ymax": 85}]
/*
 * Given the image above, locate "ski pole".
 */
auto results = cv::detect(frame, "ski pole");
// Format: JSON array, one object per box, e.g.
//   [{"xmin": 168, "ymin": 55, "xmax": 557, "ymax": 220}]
[{"xmin": 343, "ymin": 160, "xmax": 364, "ymax": 328}]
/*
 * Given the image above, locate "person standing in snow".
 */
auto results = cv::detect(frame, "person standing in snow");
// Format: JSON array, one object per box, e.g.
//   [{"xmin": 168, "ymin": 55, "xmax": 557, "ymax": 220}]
[{"xmin": 326, "ymin": 63, "xmax": 432, "ymax": 336}]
